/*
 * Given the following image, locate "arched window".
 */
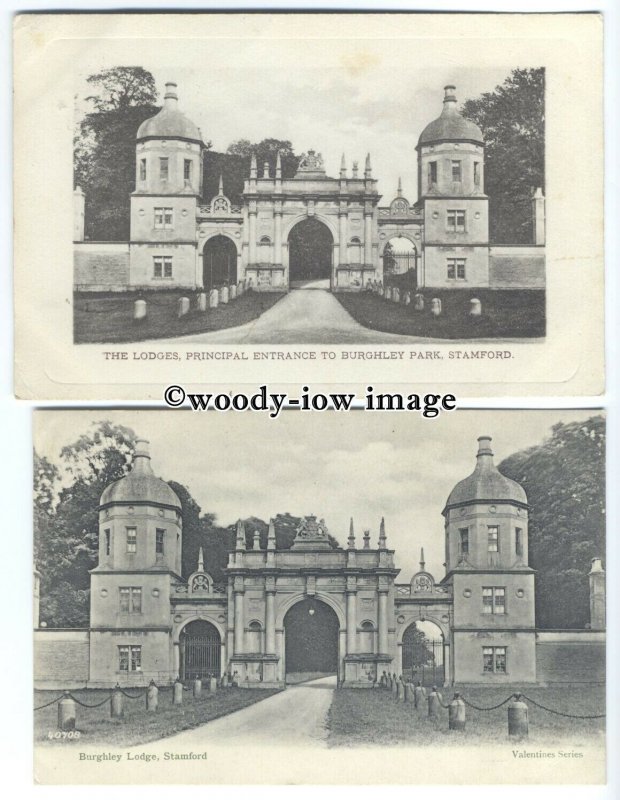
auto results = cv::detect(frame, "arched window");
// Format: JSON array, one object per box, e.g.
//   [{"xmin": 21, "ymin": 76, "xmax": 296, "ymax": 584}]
[
  {"xmin": 349, "ymin": 236, "xmax": 362, "ymax": 264},
  {"xmin": 359, "ymin": 620, "xmax": 375, "ymax": 653},
  {"xmin": 247, "ymin": 620, "xmax": 263, "ymax": 653},
  {"xmin": 258, "ymin": 236, "xmax": 272, "ymax": 264}
]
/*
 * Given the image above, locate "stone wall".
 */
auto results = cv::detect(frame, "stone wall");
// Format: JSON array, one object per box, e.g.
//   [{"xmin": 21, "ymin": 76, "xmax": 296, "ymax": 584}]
[
  {"xmin": 34, "ymin": 630, "xmax": 90, "ymax": 689},
  {"xmin": 489, "ymin": 246, "xmax": 545, "ymax": 289},
  {"xmin": 74, "ymin": 243, "xmax": 130, "ymax": 291},
  {"xmin": 535, "ymin": 631, "xmax": 606, "ymax": 684}
]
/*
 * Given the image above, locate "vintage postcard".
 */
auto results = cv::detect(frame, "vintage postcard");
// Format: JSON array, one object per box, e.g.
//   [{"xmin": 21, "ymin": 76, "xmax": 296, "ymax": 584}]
[
  {"xmin": 33, "ymin": 409, "xmax": 606, "ymax": 784},
  {"xmin": 14, "ymin": 12, "xmax": 603, "ymax": 399}
]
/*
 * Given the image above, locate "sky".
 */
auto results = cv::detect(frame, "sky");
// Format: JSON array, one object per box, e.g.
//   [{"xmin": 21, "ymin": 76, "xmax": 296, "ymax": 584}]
[
  {"xmin": 75, "ymin": 38, "xmax": 528, "ymax": 202},
  {"xmin": 34, "ymin": 409, "xmax": 599, "ymax": 583}
]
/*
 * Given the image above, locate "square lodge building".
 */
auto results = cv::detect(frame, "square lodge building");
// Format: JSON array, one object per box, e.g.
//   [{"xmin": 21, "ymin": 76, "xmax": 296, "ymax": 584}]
[
  {"xmin": 74, "ymin": 83, "xmax": 546, "ymax": 294},
  {"xmin": 36, "ymin": 435, "xmax": 605, "ymax": 691}
]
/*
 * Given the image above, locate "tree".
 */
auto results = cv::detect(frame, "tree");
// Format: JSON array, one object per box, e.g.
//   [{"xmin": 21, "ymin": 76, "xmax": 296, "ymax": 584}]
[
  {"xmin": 462, "ymin": 68, "xmax": 545, "ymax": 244},
  {"xmin": 75, "ymin": 67, "xmax": 160, "ymax": 240},
  {"xmin": 499, "ymin": 415, "xmax": 605, "ymax": 629}
]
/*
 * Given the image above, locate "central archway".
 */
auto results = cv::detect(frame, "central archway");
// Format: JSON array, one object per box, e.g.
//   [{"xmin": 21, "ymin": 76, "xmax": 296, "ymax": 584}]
[
  {"xmin": 283, "ymin": 597, "xmax": 339, "ymax": 683},
  {"xmin": 288, "ymin": 217, "xmax": 333, "ymax": 288}
]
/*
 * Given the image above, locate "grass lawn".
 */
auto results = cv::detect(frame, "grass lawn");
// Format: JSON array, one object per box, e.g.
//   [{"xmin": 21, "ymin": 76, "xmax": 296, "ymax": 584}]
[
  {"xmin": 327, "ymin": 685, "xmax": 605, "ymax": 747},
  {"xmin": 335, "ymin": 289, "xmax": 545, "ymax": 339},
  {"xmin": 34, "ymin": 686, "xmax": 280, "ymax": 748},
  {"xmin": 74, "ymin": 289, "xmax": 285, "ymax": 344}
]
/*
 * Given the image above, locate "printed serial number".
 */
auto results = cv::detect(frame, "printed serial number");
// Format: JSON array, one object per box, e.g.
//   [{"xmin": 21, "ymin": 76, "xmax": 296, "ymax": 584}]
[{"xmin": 47, "ymin": 731, "xmax": 81, "ymax": 740}]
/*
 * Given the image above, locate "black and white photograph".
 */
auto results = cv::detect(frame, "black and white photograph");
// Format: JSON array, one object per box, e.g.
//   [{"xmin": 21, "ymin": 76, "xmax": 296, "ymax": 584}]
[
  {"xmin": 13, "ymin": 13, "xmax": 603, "ymax": 399},
  {"xmin": 32, "ymin": 409, "xmax": 605, "ymax": 784}
]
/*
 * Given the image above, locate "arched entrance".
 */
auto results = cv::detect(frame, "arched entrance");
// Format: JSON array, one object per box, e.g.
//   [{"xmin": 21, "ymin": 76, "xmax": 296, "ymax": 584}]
[
  {"xmin": 402, "ymin": 621, "xmax": 444, "ymax": 686},
  {"xmin": 288, "ymin": 218, "xmax": 333, "ymax": 288},
  {"xmin": 283, "ymin": 598, "xmax": 339, "ymax": 683},
  {"xmin": 180, "ymin": 620, "xmax": 221, "ymax": 680},
  {"xmin": 382, "ymin": 236, "xmax": 417, "ymax": 284},
  {"xmin": 202, "ymin": 235, "xmax": 237, "ymax": 290}
]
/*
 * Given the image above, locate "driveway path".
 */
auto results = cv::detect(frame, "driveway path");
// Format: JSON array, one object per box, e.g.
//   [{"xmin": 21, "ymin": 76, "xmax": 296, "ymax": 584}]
[
  {"xmin": 157, "ymin": 675, "xmax": 336, "ymax": 749},
  {"xmin": 169, "ymin": 289, "xmax": 431, "ymax": 344}
]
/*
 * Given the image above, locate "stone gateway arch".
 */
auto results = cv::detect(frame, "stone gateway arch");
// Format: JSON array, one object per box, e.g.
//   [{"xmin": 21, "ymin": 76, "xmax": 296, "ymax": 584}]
[{"xmin": 69, "ymin": 434, "xmax": 562, "ymax": 690}]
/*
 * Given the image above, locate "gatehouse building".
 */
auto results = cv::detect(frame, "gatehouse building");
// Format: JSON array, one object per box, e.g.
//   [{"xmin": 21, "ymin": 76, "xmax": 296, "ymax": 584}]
[
  {"xmin": 35, "ymin": 435, "xmax": 605, "ymax": 690},
  {"xmin": 74, "ymin": 83, "xmax": 546, "ymax": 293}
]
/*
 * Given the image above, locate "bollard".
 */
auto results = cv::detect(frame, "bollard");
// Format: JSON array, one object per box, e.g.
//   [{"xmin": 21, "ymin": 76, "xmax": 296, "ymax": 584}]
[
  {"xmin": 146, "ymin": 680, "xmax": 158, "ymax": 713},
  {"xmin": 197, "ymin": 292, "xmax": 207, "ymax": 312},
  {"xmin": 58, "ymin": 693, "xmax": 77, "ymax": 731},
  {"xmin": 448, "ymin": 693, "xmax": 466, "ymax": 731},
  {"xmin": 209, "ymin": 289, "xmax": 219, "ymax": 308},
  {"xmin": 220, "ymin": 286, "xmax": 229, "ymax": 305},
  {"xmin": 173, "ymin": 679, "xmax": 183, "ymax": 706},
  {"xmin": 508, "ymin": 694, "xmax": 529, "ymax": 740},
  {"xmin": 229, "ymin": 284, "xmax": 237, "ymax": 301},
  {"xmin": 110, "ymin": 686, "xmax": 124, "ymax": 719},
  {"xmin": 431, "ymin": 298, "xmax": 442, "ymax": 317},
  {"xmin": 397, "ymin": 677, "xmax": 405, "ymax": 702},
  {"xmin": 133, "ymin": 299, "xmax": 147, "ymax": 321},
  {"xmin": 209, "ymin": 676, "xmax": 218, "ymax": 694},
  {"xmin": 193, "ymin": 678, "xmax": 202, "ymax": 698},
  {"xmin": 469, "ymin": 297, "xmax": 482, "ymax": 317},
  {"xmin": 414, "ymin": 681, "xmax": 426, "ymax": 709},
  {"xmin": 221, "ymin": 673, "xmax": 229, "ymax": 688},
  {"xmin": 392, "ymin": 288, "xmax": 400, "ymax": 303},
  {"xmin": 405, "ymin": 682, "xmax": 415, "ymax": 703},
  {"xmin": 414, "ymin": 293, "xmax": 425, "ymax": 311},
  {"xmin": 428, "ymin": 687, "xmax": 442, "ymax": 720},
  {"xmin": 178, "ymin": 297, "xmax": 190, "ymax": 317},
  {"xmin": 231, "ymin": 671, "xmax": 239, "ymax": 688}
]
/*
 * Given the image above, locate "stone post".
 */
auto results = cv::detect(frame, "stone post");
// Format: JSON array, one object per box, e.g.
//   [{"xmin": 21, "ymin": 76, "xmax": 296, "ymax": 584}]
[
  {"xmin": 532, "ymin": 187, "xmax": 545, "ymax": 245},
  {"xmin": 197, "ymin": 292, "xmax": 207, "ymax": 312},
  {"xmin": 209, "ymin": 289, "xmax": 219, "ymax": 308},
  {"xmin": 508, "ymin": 694, "xmax": 529, "ymax": 740},
  {"xmin": 178, "ymin": 297, "xmax": 190, "ymax": 317},
  {"xmin": 431, "ymin": 298, "xmax": 442, "ymax": 316},
  {"xmin": 134, "ymin": 300, "xmax": 147, "ymax": 320},
  {"xmin": 173, "ymin": 679, "xmax": 183, "ymax": 705},
  {"xmin": 469, "ymin": 298, "xmax": 481, "ymax": 316},
  {"xmin": 110, "ymin": 687, "xmax": 124, "ymax": 718},
  {"xmin": 589, "ymin": 558, "xmax": 606, "ymax": 630},
  {"xmin": 220, "ymin": 286, "xmax": 229, "ymax": 304},
  {"xmin": 58, "ymin": 694, "xmax": 76, "ymax": 731}
]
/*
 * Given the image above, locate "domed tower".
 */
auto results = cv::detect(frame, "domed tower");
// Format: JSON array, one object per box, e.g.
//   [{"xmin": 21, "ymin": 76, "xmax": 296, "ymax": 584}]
[
  {"xmin": 417, "ymin": 86, "xmax": 489, "ymax": 288},
  {"xmin": 89, "ymin": 439, "xmax": 183, "ymax": 687},
  {"xmin": 442, "ymin": 436, "xmax": 536, "ymax": 684},
  {"xmin": 130, "ymin": 82, "xmax": 204, "ymax": 289}
]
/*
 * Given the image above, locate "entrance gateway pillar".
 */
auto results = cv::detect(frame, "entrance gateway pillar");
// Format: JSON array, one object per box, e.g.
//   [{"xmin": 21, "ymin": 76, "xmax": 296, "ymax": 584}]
[{"xmin": 339, "ymin": 208, "xmax": 347, "ymax": 266}]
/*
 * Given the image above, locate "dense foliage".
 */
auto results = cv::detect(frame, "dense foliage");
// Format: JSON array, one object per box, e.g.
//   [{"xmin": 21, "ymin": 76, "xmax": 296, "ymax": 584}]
[
  {"xmin": 499, "ymin": 415, "xmax": 605, "ymax": 628},
  {"xmin": 462, "ymin": 68, "xmax": 545, "ymax": 244}
]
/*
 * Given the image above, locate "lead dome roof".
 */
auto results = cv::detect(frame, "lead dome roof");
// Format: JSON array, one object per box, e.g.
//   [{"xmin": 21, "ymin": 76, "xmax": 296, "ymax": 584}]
[
  {"xmin": 418, "ymin": 85, "xmax": 484, "ymax": 147},
  {"xmin": 99, "ymin": 439, "xmax": 181, "ymax": 510}
]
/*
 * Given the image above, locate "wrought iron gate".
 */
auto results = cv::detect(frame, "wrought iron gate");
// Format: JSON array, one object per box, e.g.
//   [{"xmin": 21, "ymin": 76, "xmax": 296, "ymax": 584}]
[
  {"xmin": 382, "ymin": 251, "xmax": 417, "ymax": 280},
  {"xmin": 402, "ymin": 638, "xmax": 444, "ymax": 686},
  {"xmin": 181, "ymin": 634, "xmax": 221, "ymax": 680}
]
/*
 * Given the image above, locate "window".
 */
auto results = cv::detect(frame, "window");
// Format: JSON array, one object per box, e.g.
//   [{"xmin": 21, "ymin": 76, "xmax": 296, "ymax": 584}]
[
  {"xmin": 119, "ymin": 587, "xmax": 142, "ymax": 614},
  {"xmin": 482, "ymin": 587, "xmax": 506, "ymax": 615},
  {"xmin": 447, "ymin": 209, "xmax": 466, "ymax": 232},
  {"xmin": 104, "ymin": 529, "xmax": 111, "ymax": 556},
  {"xmin": 154, "ymin": 207, "xmax": 173, "ymax": 229},
  {"xmin": 458, "ymin": 527, "xmax": 469, "ymax": 555},
  {"xmin": 184, "ymin": 159, "xmax": 192, "ymax": 181},
  {"xmin": 515, "ymin": 528, "xmax": 524, "ymax": 557},
  {"xmin": 126, "ymin": 527, "xmax": 137, "ymax": 553},
  {"xmin": 119, "ymin": 645, "xmax": 142, "ymax": 672},
  {"xmin": 156, "ymin": 528, "xmax": 165, "ymax": 556},
  {"xmin": 451, "ymin": 160, "xmax": 462, "ymax": 182},
  {"xmin": 483, "ymin": 646, "xmax": 507, "ymax": 674},
  {"xmin": 447, "ymin": 258, "xmax": 466, "ymax": 280},
  {"xmin": 159, "ymin": 157, "xmax": 169, "ymax": 180},
  {"xmin": 428, "ymin": 161, "xmax": 437, "ymax": 188},
  {"xmin": 473, "ymin": 161, "xmax": 481, "ymax": 187},
  {"xmin": 153, "ymin": 256, "xmax": 173, "ymax": 279},
  {"xmin": 487, "ymin": 525, "xmax": 499, "ymax": 552},
  {"xmin": 139, "ymin": 159, "xmax": 147, "ymax": 182}
]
